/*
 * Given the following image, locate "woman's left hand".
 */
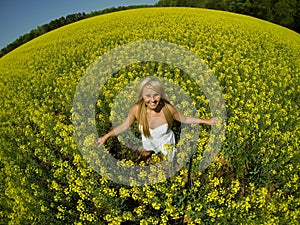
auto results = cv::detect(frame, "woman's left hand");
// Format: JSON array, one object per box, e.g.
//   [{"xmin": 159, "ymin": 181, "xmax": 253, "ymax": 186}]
[{"xmin": 206, "ymin": 117, "xmax": 218, "ymax": 125}]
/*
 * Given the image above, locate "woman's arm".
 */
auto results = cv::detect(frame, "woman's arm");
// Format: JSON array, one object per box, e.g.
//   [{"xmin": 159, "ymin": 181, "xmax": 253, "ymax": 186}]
[
  {"xmin": 97, "ymin": 104, "xmax": 138, "ymax": 146},
  {"xmin": 167, "ymin": 104, "xmax": 217, "ymax": 125}
]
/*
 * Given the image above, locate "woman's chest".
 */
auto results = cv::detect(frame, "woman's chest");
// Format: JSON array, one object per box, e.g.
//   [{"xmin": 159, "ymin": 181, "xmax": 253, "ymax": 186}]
[{"xmin": 146, "ymin": 110, "xmax": 167, "ymax": 129}]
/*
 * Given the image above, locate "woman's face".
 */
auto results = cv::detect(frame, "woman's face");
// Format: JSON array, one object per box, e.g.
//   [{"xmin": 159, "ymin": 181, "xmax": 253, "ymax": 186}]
[{"xmin": 142, "ymin": 86, "xmax": 161, "ymax": 110}]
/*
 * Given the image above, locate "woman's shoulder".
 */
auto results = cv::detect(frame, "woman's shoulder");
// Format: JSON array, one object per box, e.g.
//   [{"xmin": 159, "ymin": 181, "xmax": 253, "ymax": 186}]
[
  {"xmin": 164, "ymin": 102, "xmax": 176, "ymax": 113},
  {"xmin": 129, "ymin": 103, "xmax": 140, "ymax": 116},
  {"xmin": 131, "ymin": 103, "xmax": 140, "ymax": 110}
]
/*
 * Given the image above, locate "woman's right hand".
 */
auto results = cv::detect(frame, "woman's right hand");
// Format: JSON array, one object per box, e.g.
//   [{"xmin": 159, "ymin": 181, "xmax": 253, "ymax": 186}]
[{"xmin": 97, "ymin": 136, "xmax": 107, "ymax": 146}]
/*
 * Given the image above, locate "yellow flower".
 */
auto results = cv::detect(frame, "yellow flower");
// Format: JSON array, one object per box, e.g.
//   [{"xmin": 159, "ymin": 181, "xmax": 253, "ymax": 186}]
[{"xmin": 152, "ymin": 202, "xmax": 161, "ymax": 210}]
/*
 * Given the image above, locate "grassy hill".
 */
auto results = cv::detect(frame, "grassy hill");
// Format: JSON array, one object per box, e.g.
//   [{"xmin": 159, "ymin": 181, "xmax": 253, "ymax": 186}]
[{"xmin": 0, "ymin": 7, "xmax": 299, "ymax": 224}]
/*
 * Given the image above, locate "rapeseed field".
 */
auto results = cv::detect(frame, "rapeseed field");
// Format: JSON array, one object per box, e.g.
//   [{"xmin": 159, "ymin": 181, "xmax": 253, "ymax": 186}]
[{"xmin": 0, "ymin": 7, "xmax": 299, "ymax": 224}]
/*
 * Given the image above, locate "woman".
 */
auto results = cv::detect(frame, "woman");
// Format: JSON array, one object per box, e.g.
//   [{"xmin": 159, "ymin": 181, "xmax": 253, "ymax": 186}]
[{"xmin": 97, "ymin": 76, "xmax": 217, "ymax": 162}]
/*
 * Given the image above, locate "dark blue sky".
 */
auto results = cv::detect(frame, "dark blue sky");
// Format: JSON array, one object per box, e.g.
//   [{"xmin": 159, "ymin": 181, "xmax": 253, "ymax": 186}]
[{"xmin": 0, "ymin": 0, "xmax": 158, "ymax": 49}]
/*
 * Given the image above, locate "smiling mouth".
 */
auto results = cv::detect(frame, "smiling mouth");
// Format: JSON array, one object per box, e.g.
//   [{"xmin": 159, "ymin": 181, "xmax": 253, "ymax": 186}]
[{"xmin": 149, "ymin": 101, "xmax": 158, "ymax": 106}]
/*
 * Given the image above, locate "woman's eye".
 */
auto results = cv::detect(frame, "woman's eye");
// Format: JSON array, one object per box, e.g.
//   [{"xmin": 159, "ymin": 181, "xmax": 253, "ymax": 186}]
[{"xmin": 144, "ymin": 93, "xmax": 160, "ymax": 98}]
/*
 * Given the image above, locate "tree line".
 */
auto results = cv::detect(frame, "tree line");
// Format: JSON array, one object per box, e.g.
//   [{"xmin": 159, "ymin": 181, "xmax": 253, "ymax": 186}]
[
  {"xmin": 156, "ymin": 0, "xmax": 300, "ymax": 34},
  {"xmin": 1, "ymin": 1, "xmax": 299, "ymax": 58}
]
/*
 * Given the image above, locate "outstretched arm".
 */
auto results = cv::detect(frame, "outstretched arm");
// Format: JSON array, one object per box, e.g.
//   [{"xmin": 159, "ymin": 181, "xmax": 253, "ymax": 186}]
[
  {"xmin": 167, "ymin": 104, "xmax": 217, "ymax": 125},
  {"xmin": 97, "ymin": 104, "xmax": 138, "ymax": 146}
]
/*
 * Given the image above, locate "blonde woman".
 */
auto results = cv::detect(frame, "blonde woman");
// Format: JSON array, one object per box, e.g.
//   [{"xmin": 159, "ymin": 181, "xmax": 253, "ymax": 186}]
[{"xmin": 97, "ymin": 76, "xmax": 217, "ymax": 162}]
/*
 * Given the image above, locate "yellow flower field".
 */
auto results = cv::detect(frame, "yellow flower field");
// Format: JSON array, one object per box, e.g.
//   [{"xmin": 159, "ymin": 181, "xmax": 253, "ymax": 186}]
[{"xmin": 0, "ymin": 7, "xmax": 299, "ymax": 224}]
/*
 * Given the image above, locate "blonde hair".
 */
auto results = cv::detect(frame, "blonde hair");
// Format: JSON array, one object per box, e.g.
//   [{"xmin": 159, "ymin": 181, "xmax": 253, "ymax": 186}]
[{"xmin": 137, "ymin": 76, "xmax": 173, "ymax": 137}]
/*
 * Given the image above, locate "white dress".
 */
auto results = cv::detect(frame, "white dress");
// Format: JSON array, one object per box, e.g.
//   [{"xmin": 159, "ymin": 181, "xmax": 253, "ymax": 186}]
[{"xmin": 139, "ymin": 123, "xmax": 176, "ymax": 162}]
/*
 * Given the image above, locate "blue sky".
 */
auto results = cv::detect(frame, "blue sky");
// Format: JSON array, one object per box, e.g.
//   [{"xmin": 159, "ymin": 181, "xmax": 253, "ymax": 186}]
[{"xmin": 0, "ymin": 0, "xmax": 158, "ymax": 49}]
